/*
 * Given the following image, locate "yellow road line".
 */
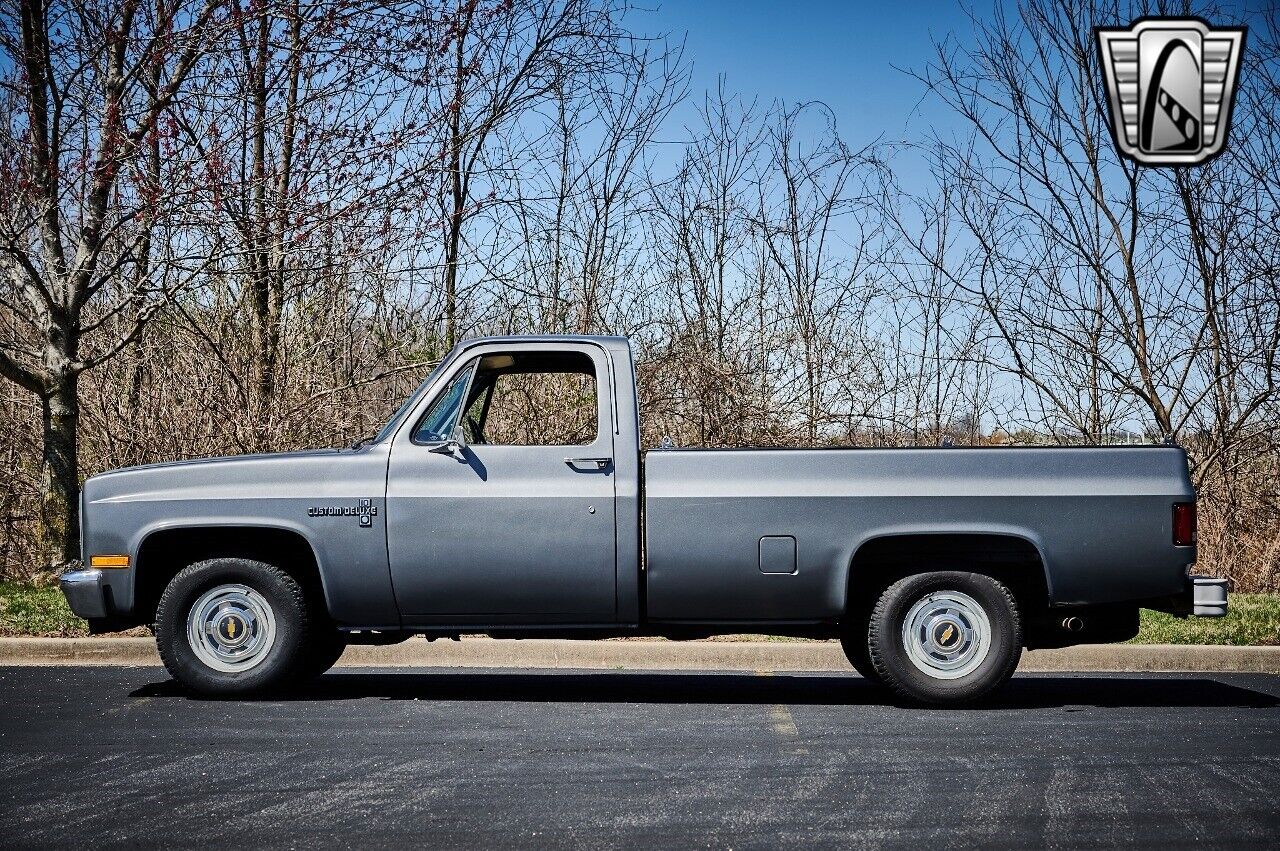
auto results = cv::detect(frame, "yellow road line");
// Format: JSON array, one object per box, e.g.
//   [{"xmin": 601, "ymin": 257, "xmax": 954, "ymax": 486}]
[
  {"xmin": 755, "ymin": 670, "xmax": 801, "ymax": 740},
  {"xmin": 770, "ymin": 704, "xmax": 799, "ymax": 737}
]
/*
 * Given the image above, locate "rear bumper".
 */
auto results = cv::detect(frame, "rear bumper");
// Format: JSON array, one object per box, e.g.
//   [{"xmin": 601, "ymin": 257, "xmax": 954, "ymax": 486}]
[
  {"xmin": 60, "ymin": 569, "xmax": 109, "ymax": 619},
  {"xmin": 1191, "ymin": 576, "xmax": 1229, "ymax": 617},
  {"xmin": 1141, "ymin": 575, "xmax": 1230, "ymax": 619}
]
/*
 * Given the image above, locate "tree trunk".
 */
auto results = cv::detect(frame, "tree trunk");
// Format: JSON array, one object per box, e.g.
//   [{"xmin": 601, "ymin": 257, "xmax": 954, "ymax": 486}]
[{"xmin": 39, "ymin": 372, "xmax": 80, "ymax": 569}]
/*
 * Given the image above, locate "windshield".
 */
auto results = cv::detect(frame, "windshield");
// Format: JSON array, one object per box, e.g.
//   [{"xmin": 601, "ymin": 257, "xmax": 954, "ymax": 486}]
[{"xmin": 370, "ymin": 359, "xmax": 449, "ymax": 445}]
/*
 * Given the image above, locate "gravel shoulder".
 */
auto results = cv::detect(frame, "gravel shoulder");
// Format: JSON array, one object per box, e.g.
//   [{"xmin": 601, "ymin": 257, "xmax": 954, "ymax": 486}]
[{"xmin": 4, "ymin": 635, "xmax": 1280, "ymax": 672}]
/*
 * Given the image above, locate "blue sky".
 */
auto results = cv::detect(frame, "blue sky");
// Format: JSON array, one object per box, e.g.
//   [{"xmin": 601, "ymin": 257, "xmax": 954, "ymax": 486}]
[{"xmin": 641, "ymin": 1, "xmax": 981, "ymax": 165}]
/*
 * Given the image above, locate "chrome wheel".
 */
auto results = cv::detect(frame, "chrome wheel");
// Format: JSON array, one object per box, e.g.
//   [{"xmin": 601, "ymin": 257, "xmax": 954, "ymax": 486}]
[
  {"xmin": 185, "ymin": 584, "xmax": 277, "ymax": 673},
  {"xmin": 901, "ymin": 590, "xmax": 991, "ymax": 680}
]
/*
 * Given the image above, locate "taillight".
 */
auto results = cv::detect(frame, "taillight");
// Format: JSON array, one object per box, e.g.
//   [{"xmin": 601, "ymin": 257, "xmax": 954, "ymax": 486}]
[{"xmin": 1173, "ymin": 502, "xmax": 1196, "ymax": 546}]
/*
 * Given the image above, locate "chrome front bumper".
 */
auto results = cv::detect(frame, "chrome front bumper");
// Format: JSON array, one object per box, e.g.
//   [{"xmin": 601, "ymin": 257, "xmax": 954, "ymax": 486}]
[
  {"xmin": 60, "ymin": 569, "xmax": 109, "ymax": 619},
  {"xmin": 1192, "ymin": 576, "xmax": 1229, "ymax": 617}
]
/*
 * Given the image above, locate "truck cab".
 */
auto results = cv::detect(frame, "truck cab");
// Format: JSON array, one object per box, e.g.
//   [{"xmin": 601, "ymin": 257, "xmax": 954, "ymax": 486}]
[{"xmin": 383, "ymin": 337, "xmax": 640, "ymax": 626}]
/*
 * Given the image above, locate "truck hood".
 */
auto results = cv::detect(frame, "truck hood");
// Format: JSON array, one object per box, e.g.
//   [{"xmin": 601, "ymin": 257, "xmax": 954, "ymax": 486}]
[{"xmin": 82, "ymin": 448, "xmax": 383, "ymax": 505}]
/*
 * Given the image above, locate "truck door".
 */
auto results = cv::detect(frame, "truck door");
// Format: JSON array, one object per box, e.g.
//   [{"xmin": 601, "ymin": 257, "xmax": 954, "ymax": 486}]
[{"xmin": 386, "ymin": 343, "xmax": 617, "ymax": 622}]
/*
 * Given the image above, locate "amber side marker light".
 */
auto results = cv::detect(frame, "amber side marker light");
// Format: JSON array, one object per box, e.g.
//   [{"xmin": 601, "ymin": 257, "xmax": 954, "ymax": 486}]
[
  {"xmin": 1172, "ymin": 503, "xmax": 1197, "ymax": 547},
  {"xmin": 90, "ymin": 555, "xmax": 130, "ymax": 568}
]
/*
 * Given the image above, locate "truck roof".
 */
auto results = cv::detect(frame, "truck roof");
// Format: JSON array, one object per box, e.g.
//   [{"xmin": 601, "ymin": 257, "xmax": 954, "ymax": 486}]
[{"xmin": 454, "ymin": 334, "xmax": 630, "ymax": 347}]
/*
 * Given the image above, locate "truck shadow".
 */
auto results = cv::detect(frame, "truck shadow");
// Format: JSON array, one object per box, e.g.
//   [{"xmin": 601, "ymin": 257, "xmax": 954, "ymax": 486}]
[{"xmin": 130, "ymin": 671, "xmax": 1280, "ymax": 710}]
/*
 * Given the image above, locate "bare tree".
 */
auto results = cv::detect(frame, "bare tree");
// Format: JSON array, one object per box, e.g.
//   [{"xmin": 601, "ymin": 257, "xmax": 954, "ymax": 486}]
[
  {"xmin": 422, "ymin": 0, "xmax": 643, "ymax": 346},
  {"xmin": 914, "ymin": 0, "xmax": 1279, "ymax": 585},
  {"xmin": 882, "ymin": 174, "xmax": 993, "ymax": 443},
  {"xmin": 642, "ymin": 84, "xmax": 775, "ymax": 446},
  {"xmin": 168, "ymin": 0, "xmax": 449, "ymax": 445},
  {"xmin": 480, "ymin": 19, "xmax": 686, "ymax": 337},
  {"xmin": 753, "ymin": 102, "xmax": 890, "ymax": 442},
  {"xmin": 0, "ymin": 0, "xmax": 228, "ymax": 566}
]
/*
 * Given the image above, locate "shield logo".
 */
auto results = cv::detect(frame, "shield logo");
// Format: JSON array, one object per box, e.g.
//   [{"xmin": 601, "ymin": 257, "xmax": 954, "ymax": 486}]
[{"xmin": 1096, "ymin": 17, "xmax": 1246, "ymax": 166}]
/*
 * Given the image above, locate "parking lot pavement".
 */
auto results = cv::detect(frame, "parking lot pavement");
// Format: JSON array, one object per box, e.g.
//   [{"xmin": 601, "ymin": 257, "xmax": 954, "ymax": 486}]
[{"xmin": 2, "ymin": 667, "xmax": 1278, "ymax": 849}]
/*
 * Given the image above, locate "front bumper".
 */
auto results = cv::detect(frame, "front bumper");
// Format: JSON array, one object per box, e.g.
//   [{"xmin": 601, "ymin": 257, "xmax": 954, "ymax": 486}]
[
  {"xmin": 60, "ymin": 569, "xmax": 109, "ymax": 619},
  {"xmin": 1192, "ymin": 576, "xmax": 1229, "ymax": 617}
]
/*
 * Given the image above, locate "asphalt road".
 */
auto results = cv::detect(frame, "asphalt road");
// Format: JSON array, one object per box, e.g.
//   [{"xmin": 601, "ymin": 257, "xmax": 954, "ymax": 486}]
[{"xmin": 2, "ymin": 667, "xmax": 1278, "ymax": 849}]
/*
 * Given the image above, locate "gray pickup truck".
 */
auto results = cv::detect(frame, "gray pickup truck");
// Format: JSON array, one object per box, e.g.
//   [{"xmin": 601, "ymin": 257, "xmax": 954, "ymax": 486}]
[{"xmin": 61, "ymin": 335, "xmax": 1227, "ymax": 704}]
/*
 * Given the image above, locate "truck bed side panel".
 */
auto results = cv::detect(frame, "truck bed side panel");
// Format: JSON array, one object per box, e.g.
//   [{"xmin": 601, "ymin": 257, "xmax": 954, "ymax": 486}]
[{"xmin": 643, "ymin": 447, "xmax": 1195, "ymax": 621}]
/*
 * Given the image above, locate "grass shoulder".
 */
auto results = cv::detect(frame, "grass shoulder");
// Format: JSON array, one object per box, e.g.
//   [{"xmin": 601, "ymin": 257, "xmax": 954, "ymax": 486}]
[
  {"xmin": 0, "ymin": 581, "xmax": 88, "ymax": 637},
  {"xmin": 1130, "ymin": 593, "xmax": 1280, "ymax": 646},
  {"xmin": 2, "ymin": 581, "xmax": 1277, "ymax": 645}
]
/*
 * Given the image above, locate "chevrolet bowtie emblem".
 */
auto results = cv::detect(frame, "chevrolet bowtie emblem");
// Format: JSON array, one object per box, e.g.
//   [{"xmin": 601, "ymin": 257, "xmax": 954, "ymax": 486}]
[{"xmin": 1095, "ymin": 17, "xmax": 1246, "ymax": 166}]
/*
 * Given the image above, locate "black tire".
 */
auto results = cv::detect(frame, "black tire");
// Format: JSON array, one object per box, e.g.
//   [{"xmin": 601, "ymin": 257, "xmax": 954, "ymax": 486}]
[
  {"xmin": 297, "ymin": 630, "xmax": 347, "ymax": 681},
  {"xmin": 156, "ymin": 558, "xmax": 311, "ymax": 696},
  {"xmin": 868, "ymin": 571, "xmax": 1022, "ymax": 706},
  {"xmin": 839, "ymin": 613, "xmax": 882, "ymax": 684}
]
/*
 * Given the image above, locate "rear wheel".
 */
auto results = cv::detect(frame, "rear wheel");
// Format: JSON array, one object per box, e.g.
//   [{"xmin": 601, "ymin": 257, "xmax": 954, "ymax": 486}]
[
  {"xmin": 839, "ymin": 613, "xmax": 881, "ymax": 684},
  {"xmin": 868, "ymin": 571, "xmax": 1021, "ymax": 705},
  {"xmin": 156, "ymin": 558, "xmax": 311, "ymax": 696}
]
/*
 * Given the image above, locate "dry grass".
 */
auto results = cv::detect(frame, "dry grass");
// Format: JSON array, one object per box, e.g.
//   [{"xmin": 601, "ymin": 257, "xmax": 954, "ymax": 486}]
[{"xmin": 1194, "ymin": 494, "xmax": 1280, "ymax": 595}]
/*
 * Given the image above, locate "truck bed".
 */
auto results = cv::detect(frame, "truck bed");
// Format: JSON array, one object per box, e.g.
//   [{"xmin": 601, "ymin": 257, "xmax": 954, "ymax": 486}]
[{"xmin": 642, "ymin": 446, "xmax": 1196, "ymax": 622}]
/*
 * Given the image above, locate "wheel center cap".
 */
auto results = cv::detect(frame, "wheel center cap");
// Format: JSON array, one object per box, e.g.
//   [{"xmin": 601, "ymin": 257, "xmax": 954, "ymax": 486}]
[
  {"xmin": 217, "ymin": 613, "xmax": 249, "ymax": 645},
  {"xmin": 932, "ymin": 620, "xmax": 961, "ymax": 650}
]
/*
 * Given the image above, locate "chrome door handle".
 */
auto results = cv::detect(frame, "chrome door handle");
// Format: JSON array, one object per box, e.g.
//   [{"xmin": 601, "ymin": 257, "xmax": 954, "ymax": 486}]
[{"xmin": 564, "ymin": 457, "xmax": 612, "ymax": 469}]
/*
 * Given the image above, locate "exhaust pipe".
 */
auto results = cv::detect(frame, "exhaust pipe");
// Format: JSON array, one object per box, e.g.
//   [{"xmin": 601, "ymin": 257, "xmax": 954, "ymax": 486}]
[{"xmin": 1061, "ymin": 616, "xmax": 1085, "ymax": 632}]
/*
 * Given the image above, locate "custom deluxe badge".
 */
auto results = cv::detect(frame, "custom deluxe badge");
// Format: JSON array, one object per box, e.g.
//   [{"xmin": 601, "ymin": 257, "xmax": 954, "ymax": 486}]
[{"xmin": 308, "ymin": 498, "xmax": 378, "ymax": 527}]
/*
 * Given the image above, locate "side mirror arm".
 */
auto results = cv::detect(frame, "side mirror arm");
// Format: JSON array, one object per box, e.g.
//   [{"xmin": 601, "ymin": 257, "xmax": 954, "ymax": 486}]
[{"xmin": 427, "ymin": 424, "xmax": 468, "ymax": 461}]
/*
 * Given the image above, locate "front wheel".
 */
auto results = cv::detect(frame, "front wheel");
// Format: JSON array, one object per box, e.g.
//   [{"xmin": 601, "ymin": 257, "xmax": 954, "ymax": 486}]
[
  {"xmin": 156, "ymin": 558, "xmax": 311, "ymax": 696},
  {"xmin": 297, "ymin": 630, "xmax": 347, "ymax": 681},
  {"xmin": 868, "ymin": 571, "xmax": 1022, "ymax": 705}
]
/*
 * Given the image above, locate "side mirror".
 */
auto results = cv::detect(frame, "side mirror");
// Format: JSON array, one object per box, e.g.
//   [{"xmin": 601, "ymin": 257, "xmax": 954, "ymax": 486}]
[
  {"xmin": 427, "ymin": 424, "xmax": 468, "ymax": 461},
  {"xmin": 450, "ymin": 423, "xmax": 468, "ymax": 452}
]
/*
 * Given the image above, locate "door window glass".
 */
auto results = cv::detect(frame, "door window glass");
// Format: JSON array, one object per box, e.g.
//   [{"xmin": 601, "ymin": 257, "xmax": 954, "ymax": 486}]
[{"xmin": 463, "ymin": 351, "xmax": 598, "ymax": 446}]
